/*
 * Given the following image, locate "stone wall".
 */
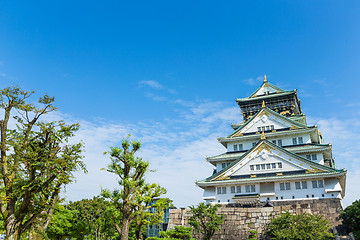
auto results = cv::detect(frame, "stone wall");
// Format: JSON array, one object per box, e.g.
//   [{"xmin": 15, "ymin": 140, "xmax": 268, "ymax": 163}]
[{"xmin": 167, "ymin": 198, "xmax": 343, "ymax": 239}]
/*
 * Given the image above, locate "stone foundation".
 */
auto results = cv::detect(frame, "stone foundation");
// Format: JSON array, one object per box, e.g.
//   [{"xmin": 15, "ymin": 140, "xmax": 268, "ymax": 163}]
[{"xmin": 167, "ymin": 198, "xmax": 343, "ymax": 239}]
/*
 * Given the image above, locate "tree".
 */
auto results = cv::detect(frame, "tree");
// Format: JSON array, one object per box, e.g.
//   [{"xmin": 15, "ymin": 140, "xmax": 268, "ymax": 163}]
[
  {"xmin": 340, "ymin": 199, "xmax": 360, "ymax": 239},
  {"xmin": 45, "ymin": 204, "xmax": 77, "ymax": 240},
  {"xmin": 159, "ymin": 226, "xmax": 195, "ymax": 240},
  {"xmin": 188, "ymin": 203, "xmax": 224, "ymax": 240},
  {"xmin": 0, "ymin": 86, "xmax": 86, "ymax": 240},
  {"xmin": 264, "ymin": 211, "xmax": 334, "ymax": 240},
  {"xmin": 46, "ymin": 197, "xmax": 118, "ymax": 240},
  {"xmin": 101, "ymin": 136, "xmax": 167, "ymax": 240},
  {"xmin": 132, "ymin": 196, "xmax": 172, "ymax": 240}
]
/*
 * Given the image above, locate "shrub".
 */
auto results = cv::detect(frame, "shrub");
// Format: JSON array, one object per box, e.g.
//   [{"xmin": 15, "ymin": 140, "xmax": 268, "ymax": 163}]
[
  {"xmin": 264, "ymin": 211, "xmax": 334, "ymax": 240},
  {"xmin": 340, "ymin": 199, "xmax": 360, "ymax": 239}
]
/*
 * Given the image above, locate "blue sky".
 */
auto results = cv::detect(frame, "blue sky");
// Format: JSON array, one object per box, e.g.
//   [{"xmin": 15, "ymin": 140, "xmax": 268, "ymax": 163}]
[{"xmin": 0, "ymin": 1, "xmax": 359, "ymax": 207}]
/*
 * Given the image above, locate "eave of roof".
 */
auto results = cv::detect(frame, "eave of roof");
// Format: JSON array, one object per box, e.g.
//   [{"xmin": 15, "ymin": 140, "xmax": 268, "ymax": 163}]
[
  {"xmin": 207, "ymin": 143, "xmax": 331, "ymax": 165},
  {"xmin": 205, "ymin": 139, "xmax": 341, "ymax": 182},
  {"xmin": 236, "ymin": 90, "xmax": 296, "ymax": 102},
  {"xmin": 220, "ymin": 127, "xmax": 317, "ymax": 144},
  {"xmin": 227, "ymin": 107, "xmax": 310, "ymax": 138},
  {"xmin": 196, "ymin": 171, "xmax": 346, "ymax": 187}
]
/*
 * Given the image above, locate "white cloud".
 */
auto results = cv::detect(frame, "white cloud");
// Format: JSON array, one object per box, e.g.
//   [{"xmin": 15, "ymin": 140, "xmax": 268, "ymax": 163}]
[
  {"xmin": 312, "ymin": 117, "xmax": 360, "ymax": 207},
  {"xmin": 53, "ymin": 103, "xmax": 360, "ymax": 208},
  {"xmin": 138, "ymin": 80, "xmax": 163, "ymax": 89},
  {"xmin": 242, "ymin": 76, "xmax": 263, "ymax": 86}
]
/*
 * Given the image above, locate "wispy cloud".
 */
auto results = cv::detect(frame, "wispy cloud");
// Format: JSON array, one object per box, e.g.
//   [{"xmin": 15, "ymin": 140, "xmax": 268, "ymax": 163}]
[
  {"xmin": 242, "ymin": 76, "xmax": 263, "ymax": 86},
  {"xmin": 310, "ymin": 116, "xmax": 360, "ymax": 206},
  {"xmin": 138, "ymin": 80, "xmax": 163, "ymax": 89},
  {"xmin": 45, "ymin": 102, "xmax": 360, "ymax": 208},
  {"xmin": 145, "ymin": 92, "xmax": 167, "ymax": 102}
]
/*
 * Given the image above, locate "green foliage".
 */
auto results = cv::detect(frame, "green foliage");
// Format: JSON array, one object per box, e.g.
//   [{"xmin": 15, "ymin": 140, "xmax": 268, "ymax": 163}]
[
  {"xmin": 0, "ymin": 86, "xmax": 86, "ymax": 239},
  {"xmin": 188, "ymin": 203, "xmax": 224, "ymax": 240},
  {"xmin": 46, "ymin": 197, "xmax": 119, "ymax": 240},
  {"xmin": 340, "ymin": 199, "xmax": 360, "ymax": 239},
  {"xmin": 45, "ymin": 204, "xmax": 77, "ymax": 239},
  {"xmin": 101, "ymin": 136, "xmax": 168, "ymax": 240},
  {"xmin": 247, "ymin": 229, "xmax": 258, "ymax": 240},
  {"xmin": 159, "ymin": 226, "xmax": 195, "ymax": 240},
  {"xmin": 264, "ymin": 211, "xmax": 334, "ymax": 240}
]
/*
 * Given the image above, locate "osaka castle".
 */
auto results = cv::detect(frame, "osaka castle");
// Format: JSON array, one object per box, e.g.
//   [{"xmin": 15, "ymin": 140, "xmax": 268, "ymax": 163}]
[{"xmin": 196, "ymin": 76, "xmax": 346, "ymax": 204}]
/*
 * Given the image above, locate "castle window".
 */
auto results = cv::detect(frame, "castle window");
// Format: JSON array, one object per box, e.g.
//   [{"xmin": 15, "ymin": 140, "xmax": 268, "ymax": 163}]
[
  {"xmin": 250, "ymin": 165, "xmax": 254, "ymax": 171},
  {"xmin": 233, "ymin": 145, "xmax": 238, "ymax": 151},
  {"xmin": 271, "ymin": 163, "xmax": 276, "ymax": 169},
  {"xmin": 306, "ymin": 195, "xmax": 309, "ymax": 198},
  {"xmin": 311, "ymin": 154, "xmax": 317, "ymax": 160},
  {"xmin": 266, "ymin": 163, "xmax": 271, "ymax": 169},
  {"xmin": 217, "ymin": 187, "xmax": 221, "ymax": 194},
  {"xmin": 306, "ymin": 155, "xmax": 311, "ymax": 160},
  {"xmin": 277, "ymin": 140, "xmax": 282, "ymax": 146},
  {"xmin": 222, "ymin": 187, "xmax": 227, "ymax": 194},
  {"xmin": 312, "ymin": 194, "xmax": 314, "ymax": 198},
  {"xmin": 246, "ymin": 185, "xmax": 255, "ymax": 192},
  {"xmin": 266, "ymin": 126, "xmax": 270, "ymax": 131},
  {"xmin": 280, "ymin": 182, "xmax": 291, "ymax": 190},
  {"xmin": 272, "ymin": 140, "xmax": 277, "ymax": 144},
  {"xmin": 222, "ymin": 163, "xmax": 226, "ymax": 169},
  {"xmin": 312, "ymin": 180, "xmax": 324, "ymax": 188},
  {"xmin": 295, "ymin": 181, "xmax": 307, "ymax": 189},
  {"xmin": 276, "ymin": 197, "xmax": 278, "ymax": 200},
  {"xmin": 322, "ymin": 194, "xmax": 325, "ymax": 197},
  {"xmin": 258, "ymin": 127, "xmax": 261, "ymax": 132},
  {"xmin": 298, "ymin": 137, "xmax": 303, "ymax": 144},
  {"xmin": 256, "ymin": 165, "xmax": 260, "ymax": 170},
  {"xmin": 231, "ymin": 186, "xmax": 235, "ymax": 193},
  {"xmin": 262, "ymin": 126, "xmax": 265, "ymax": 131},
  {"xmin": 271, "ymin": 125, "xmax": 275, "ymax": 130},
  {"xmin": 277, "ymin": 162, "xmax": 282, "ymax": 168},
  {"xmin": 239, "ymin": 144, "xmax": 243, "ymax": 151},
  {"xmin": 261, "ymin": 164, "xmax": 265, "ymax": 170},
  {"xmin": 236, "ymin": 186, "xmax": 241, "ymax": 193},
  {"xmin": 292, "ymin": 138, "xmax": 297, "ymax": 145},
  {"xmin": 318, "ymin": 180, "xmax": 324, "ymax": 188},
  {"xmin": 252, "ymin": 142, "xmax": 257, "ymax": 147}
]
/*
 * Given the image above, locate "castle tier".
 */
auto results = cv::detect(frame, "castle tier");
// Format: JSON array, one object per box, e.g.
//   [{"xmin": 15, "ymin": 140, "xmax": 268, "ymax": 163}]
[{"xmin": 196, "ymin": 76, "xmax": 346, "ymax": 205}]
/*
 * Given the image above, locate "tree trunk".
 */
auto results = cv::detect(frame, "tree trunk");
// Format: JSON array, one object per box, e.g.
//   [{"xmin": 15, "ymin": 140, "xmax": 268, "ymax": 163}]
[
  {"xmin": 119, "ymin": 217, "xmax": 130, "ymax": 240},
  {"xmin": 5, "ymin": 218, "xmax": 21, "ymax": 240},
  {"xmin": 135, "ymin": 224, "xmax": 143, "ymax": 240}
]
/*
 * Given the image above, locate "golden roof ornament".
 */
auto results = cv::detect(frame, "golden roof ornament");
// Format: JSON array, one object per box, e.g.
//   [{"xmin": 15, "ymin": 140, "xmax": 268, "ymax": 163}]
[
  {"xmin": 264, "ymin": 75, "xmax": 267, "ymax": 83},
  {"xmin": 261, "ymin": 131, "xmax": 266, "ymax": 140},
  {"xmin": 262, "ymin": 100, "xmax": 266, "ymax": 108}
]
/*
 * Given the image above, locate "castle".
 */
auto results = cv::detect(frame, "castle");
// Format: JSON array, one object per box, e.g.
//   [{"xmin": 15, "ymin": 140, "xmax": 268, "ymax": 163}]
[{"xmin": 196, "ymin": 76, "xmax": 346, "ymax": 205}]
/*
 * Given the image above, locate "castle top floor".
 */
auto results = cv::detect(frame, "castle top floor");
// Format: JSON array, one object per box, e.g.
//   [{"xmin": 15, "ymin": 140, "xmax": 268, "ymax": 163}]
[{"xmin": 236, "ymin": 76, "xmax": 303, "ymax": 121}]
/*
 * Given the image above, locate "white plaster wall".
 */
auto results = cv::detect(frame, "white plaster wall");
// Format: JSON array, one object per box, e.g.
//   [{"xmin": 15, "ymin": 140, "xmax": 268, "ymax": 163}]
[
  {"xmin": 204, "ymin": 179, "xmax": 342, "ymax": 204},
  {"xmin": 299, "ymin": 153, "xmax": 324, "ymax": 164},
  {"xmin": 226, "ymin": 133, "xmax": 312, "ymax": 152}
]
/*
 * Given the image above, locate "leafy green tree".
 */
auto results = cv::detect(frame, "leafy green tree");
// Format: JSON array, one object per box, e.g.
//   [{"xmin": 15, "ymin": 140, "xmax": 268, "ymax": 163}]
[
  {"xmin": 188, "ymin": 203, "xmax": 224, "ymax": 240},
  {"xmin": 67, "ymin": 197, "xmax": 119, "ymax": 240},
  {"xmin": 133, "ymin": 196, "xmax": 172, "ymax": 240},
  {"xmin": 101, "ymin": 136, "xmax": 167, "ymax": 240},
  {"xmin": 45, "ymin": 204, "xmax": 78, "ymax": 240},
  {"xmin": 159, "ymin": 226, "xmax": 195, "ymax": 240},
  {"xmin": 46, "ymin": 197, "xmax": 119, "ymax": 240},
  {"xmin": 0, "ymin": 87, "xmax": 86, "ymax": 240},
  {"xmin": 264, "ymin": 211, "xmax": 334, "ymax": 240},
  {"xmin": 340, "ymin": 199, "xmax": 360, "ymax": 239}
]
